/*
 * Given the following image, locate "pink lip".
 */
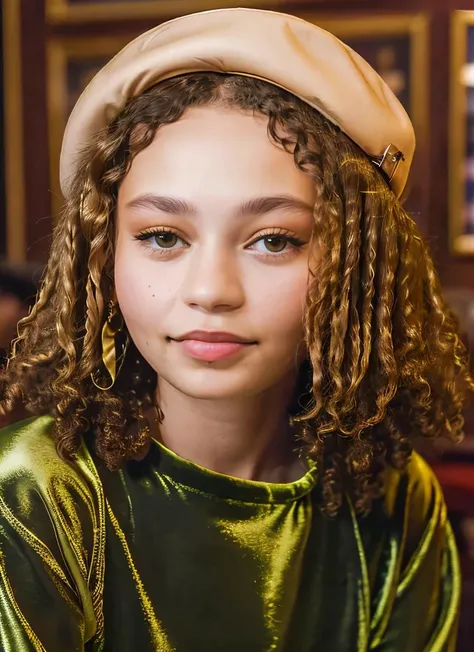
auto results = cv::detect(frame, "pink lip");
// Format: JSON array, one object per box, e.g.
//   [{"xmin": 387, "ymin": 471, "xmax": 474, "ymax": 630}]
[
  {"xmin": 171, "ymin": 331, "xmax": 256, "ymax": 362},
  {"xmin": 178, "ymin": 340, "xmax": 250, "ymax": 362},
  {"xmin": 174, "ymin": 330, "xmax": 254, "ymax": 344}
]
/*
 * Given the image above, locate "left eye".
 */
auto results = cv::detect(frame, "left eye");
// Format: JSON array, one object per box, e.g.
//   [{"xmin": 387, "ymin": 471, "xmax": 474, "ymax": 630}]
[
  {"xmin": 258, "ymin": 236, "xmax": 289, "ymax": 253},
  {"xmin": 152, "ymin": 232, "xmax": 180, "ymax": 248},
  {"xmin": 249, "ymin": 235, "xmax": 301, "ymax": 254}
]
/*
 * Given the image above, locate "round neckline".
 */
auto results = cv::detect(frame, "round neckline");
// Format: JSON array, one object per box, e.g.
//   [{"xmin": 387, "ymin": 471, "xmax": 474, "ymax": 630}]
[{"xmin": 151, "ymin": 438, "xmax": 318, "ymax": 504}]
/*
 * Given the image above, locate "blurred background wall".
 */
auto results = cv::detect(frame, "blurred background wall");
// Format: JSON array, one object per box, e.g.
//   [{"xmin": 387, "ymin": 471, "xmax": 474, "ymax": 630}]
[{"xmin": 2, "ymin": 0, "xmax": 474, "ymax": 649}]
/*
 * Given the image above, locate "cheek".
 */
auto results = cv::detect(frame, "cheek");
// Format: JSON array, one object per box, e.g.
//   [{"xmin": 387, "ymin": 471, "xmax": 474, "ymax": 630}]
[
  {"xmin": 252, "ymin": 268, "xmax": 308, "ymax": 338},
  {"xmin": 114, "ymin": 246, "xmax": 170, "ymax": 333}
]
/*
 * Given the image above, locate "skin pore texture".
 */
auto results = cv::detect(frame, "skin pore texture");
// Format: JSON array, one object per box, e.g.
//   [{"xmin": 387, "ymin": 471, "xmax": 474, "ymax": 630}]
[{"xmin": 115, "ymin": 106, "xmax": 316, "ymax": 483}]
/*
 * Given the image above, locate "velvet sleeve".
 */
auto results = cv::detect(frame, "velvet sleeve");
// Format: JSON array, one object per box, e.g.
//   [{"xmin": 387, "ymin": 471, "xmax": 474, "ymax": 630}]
[
  {"xmin": 368, "ymin": 454, "xmax": 461, "ymax": 651},
  {"xmin": 0, "ymin": 416, "xmax": 105, "ymax": 652}
]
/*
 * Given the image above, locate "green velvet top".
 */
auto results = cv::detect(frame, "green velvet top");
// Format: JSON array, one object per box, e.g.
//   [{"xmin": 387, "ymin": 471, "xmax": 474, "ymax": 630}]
[{"xmin": 0, "ymin": 415, "xmax": 460, "ymax": 651}]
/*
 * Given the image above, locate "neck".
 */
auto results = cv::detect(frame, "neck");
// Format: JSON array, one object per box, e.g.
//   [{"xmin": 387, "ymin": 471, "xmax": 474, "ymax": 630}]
[{"xmin": 154, "ymin": 378, "xmax": 304, "ymax": 483}]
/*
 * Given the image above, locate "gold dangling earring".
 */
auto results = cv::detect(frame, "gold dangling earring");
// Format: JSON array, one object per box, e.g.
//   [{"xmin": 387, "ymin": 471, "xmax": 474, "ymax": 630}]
[{"xmin": 91, "ymin": 300, "xmax": 128, "ymax": 390}]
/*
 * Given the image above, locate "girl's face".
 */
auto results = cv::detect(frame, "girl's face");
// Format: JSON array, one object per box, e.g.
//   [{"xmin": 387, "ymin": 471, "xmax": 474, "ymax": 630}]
[{"xmin": 115, "ymin": 106, "xmax": 316, "ymax": 401}]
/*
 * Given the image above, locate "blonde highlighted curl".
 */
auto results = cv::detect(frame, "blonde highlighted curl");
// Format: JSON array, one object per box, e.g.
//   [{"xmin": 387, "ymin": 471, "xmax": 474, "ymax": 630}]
[{"xmin": 1, "ymin": 73, "xmax": 473, "ymax": 516}]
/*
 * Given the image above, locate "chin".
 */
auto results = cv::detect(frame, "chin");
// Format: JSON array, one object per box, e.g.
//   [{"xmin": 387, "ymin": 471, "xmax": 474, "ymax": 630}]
[
  {"xmin": 176, "ymin": 379, "xmax": 253, "ymax": 400},
  {"xmin": 160, "ymin": 367, "xmax": 268, "ymax": 401}
]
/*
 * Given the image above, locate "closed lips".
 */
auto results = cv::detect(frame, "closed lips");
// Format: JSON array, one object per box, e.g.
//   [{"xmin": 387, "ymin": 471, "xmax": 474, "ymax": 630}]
[{"xmin": 172, "ymin": 331, "xmax": 256, "ymax": 344}]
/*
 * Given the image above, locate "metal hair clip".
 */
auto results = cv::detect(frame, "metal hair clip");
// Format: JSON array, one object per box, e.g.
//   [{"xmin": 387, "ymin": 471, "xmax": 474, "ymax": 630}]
[{"xmin": 371, "ymin": 144, "xmax": 405, "ymax": 184}]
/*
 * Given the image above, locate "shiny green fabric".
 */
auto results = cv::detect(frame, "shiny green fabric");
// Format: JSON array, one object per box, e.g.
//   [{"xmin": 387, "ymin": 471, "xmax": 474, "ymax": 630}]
[{"xmin": 0, "ymin": 415, "xmax": 460, "ymax": 651}]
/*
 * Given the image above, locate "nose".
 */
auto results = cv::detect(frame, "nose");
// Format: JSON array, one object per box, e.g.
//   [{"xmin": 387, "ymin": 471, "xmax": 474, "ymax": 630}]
[{"xmin": 181, "ymin": 242, "xmax": 245, "ymax": 313}]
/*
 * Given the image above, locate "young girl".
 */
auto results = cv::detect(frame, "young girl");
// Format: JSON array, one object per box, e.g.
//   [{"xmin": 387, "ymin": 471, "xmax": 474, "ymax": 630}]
[{"xmin": 0, "ymin": 8, "xmax": 472, "ymax": 651}]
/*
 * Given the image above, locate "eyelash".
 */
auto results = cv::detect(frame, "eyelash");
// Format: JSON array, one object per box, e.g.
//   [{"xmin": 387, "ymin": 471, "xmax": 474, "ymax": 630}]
[{"xmin": 133, "ymin": 227, "xmax": 306, "ymax": 259}]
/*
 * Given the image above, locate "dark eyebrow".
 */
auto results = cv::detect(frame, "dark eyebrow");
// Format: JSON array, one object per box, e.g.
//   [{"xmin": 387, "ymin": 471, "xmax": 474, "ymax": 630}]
[
  {"xmin": 125, "ymin": 194, "xmax": 197, "ymax": 216},
  {"xmin": 234, "ymin": 195, "xmax": 314, "ymax": 218},
  {"xmin": 125, "ymin": 193, "xmax": 314, "ymax": 218}
]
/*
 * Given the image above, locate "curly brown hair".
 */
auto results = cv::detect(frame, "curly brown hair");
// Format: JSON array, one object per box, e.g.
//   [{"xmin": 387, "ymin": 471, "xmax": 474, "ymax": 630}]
[{"xmin": 1, "ymin": 73, "xmax": 473, "ymax": 515}]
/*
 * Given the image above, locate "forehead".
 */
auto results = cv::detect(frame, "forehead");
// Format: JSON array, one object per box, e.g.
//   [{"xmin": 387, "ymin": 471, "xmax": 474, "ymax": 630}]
[{"xmin": 118, "ymin": 106, "xmax": 314, "ymax": 203}]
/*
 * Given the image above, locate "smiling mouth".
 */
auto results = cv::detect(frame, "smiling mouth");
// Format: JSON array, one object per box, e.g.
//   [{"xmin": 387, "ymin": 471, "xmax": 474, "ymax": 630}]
[
  {"xmin": 172, "ymin": 330, "xmax": 256, "ymax": 344},
  {"xmin": 169, "ymin": 331, "xmax": 257, "ymax": 362}
]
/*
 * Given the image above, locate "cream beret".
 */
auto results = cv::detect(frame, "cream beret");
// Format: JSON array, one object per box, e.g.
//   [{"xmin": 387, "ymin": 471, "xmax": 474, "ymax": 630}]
[{"xmin": 60, "ymin": 7, "xmax": 415, "ymax": 199}]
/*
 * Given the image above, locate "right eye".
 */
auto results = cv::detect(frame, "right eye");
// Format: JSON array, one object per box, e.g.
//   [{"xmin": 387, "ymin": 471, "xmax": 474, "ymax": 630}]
[
  {"xmin": 150, "ymin": 232, "xmax": 180, "ymax": 249},
  {"xmin": 134, "ymin": 228, "xmax": 189, "ymax": 254}
]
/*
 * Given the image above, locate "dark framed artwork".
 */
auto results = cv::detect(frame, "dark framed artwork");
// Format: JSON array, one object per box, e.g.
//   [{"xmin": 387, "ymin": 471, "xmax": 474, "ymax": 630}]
[
  {"xmin": 298, "ymin": 13, "xmax": 429, "ymax": 221},
  {"xmin": 298, "ymin": 13, "xmax": 429, "ymax": 143},
  {"xmin": 47, "ymin": 35, "xmax": 135, "ymax": 216},
  {"xmin": 45, "ymin": 0, "xmax": 279, "ymax": 23},
  {"xmin": 449, "ymin": 11, "xmax": 474, "ymax": 255}
]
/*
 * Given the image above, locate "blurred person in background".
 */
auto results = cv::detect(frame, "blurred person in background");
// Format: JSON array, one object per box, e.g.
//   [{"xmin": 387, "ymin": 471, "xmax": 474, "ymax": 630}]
[
  {"xmin": 0, "ymin": 292, "xmax": 23, "ymax": 353},
  {"xmin": 0, "ymin": 260, "xmax": 39, "ymax": 427}
]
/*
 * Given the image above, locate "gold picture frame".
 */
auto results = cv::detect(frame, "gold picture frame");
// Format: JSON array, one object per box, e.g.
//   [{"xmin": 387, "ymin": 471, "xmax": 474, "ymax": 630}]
[
  {"xmin": 45, "ymin": 0, "xmax": 280, "ymax": 24},
  {"xmin": 2, "ymin": 0, "xmax": 26, "ymax": 261},
  {"xmin": 449, "ymin": 11, "xmax": 474, "ymax": 256}
]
